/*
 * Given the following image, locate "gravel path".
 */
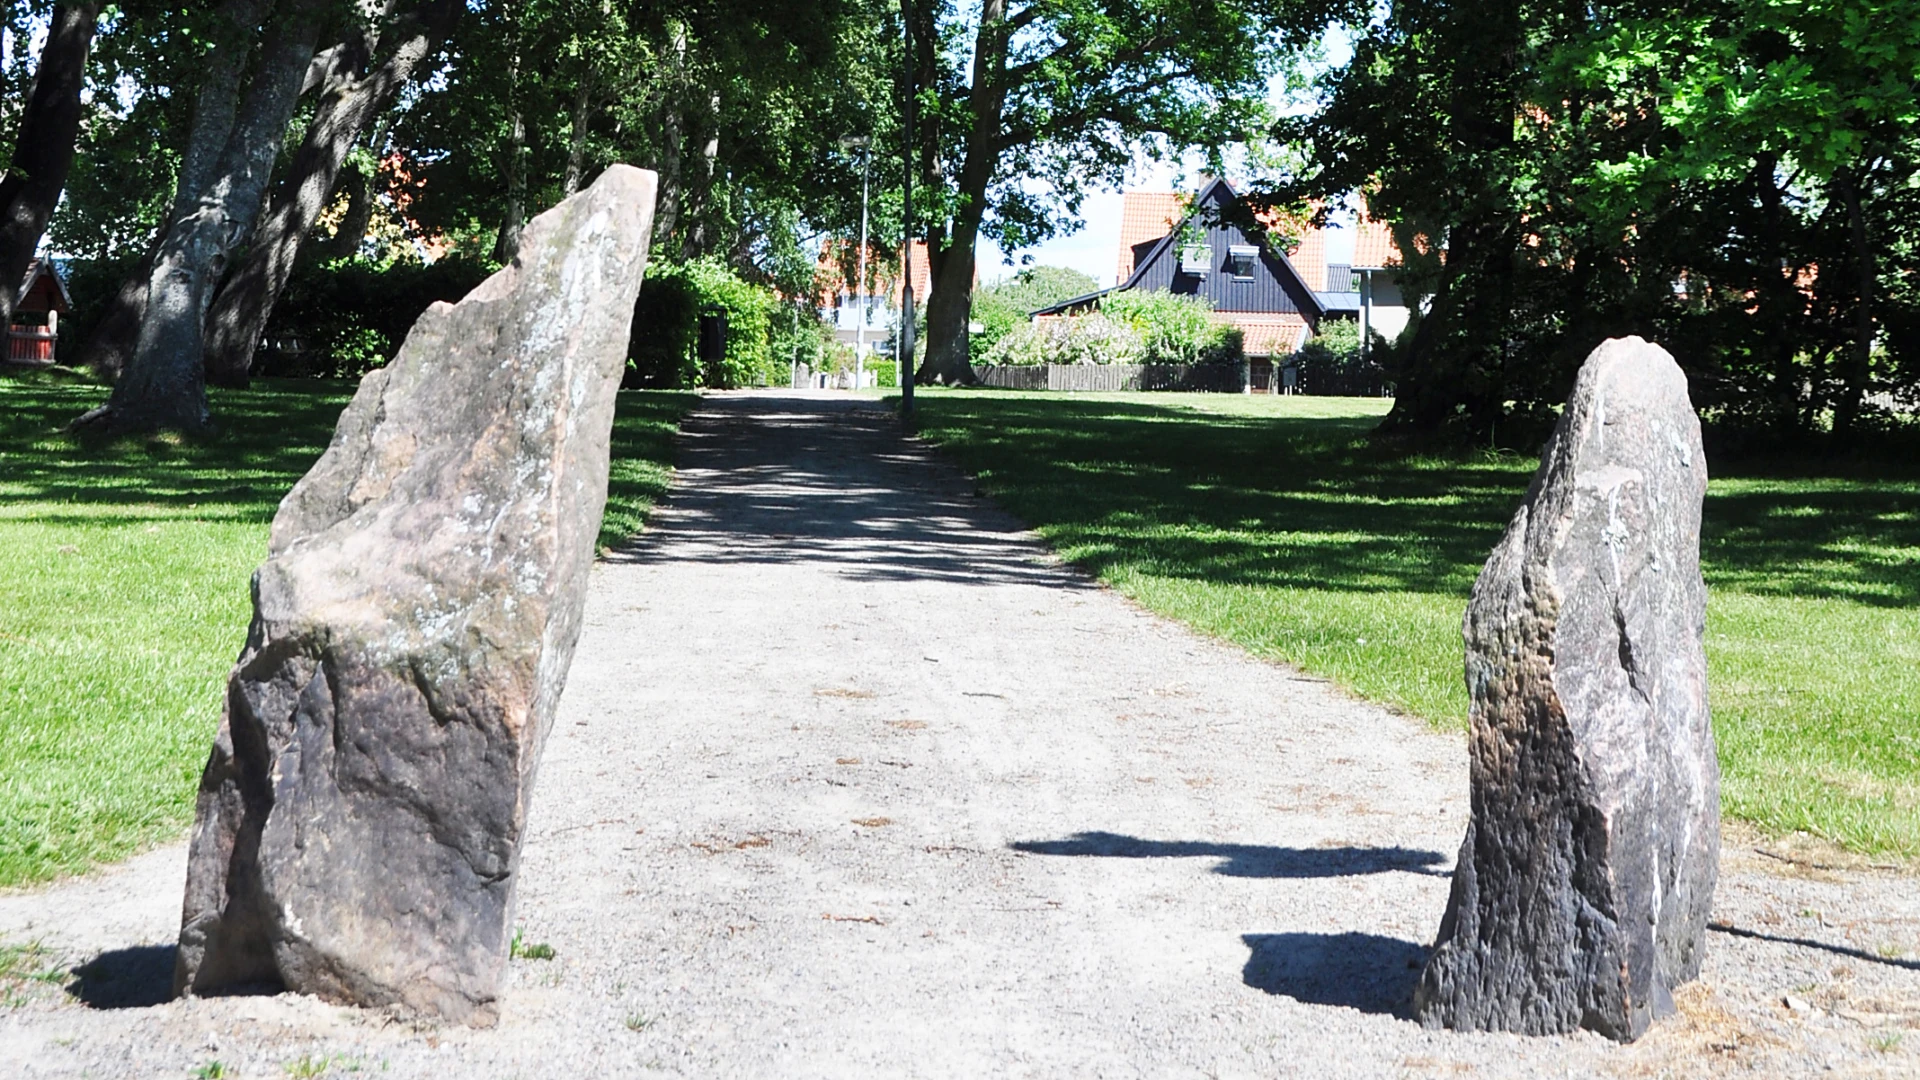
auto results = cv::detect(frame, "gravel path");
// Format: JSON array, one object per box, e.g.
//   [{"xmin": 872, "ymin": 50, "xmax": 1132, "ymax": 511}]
[{"xmin": 2, "ymin": 391, "xmax": 1916, "ymax": 1078}]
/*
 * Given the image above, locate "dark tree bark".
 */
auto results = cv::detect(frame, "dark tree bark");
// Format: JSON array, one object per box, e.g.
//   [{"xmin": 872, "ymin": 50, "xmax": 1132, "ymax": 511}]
[
  {"xmin": 917, "ymin": 0, "xmax": 1008, "ymax": 385},
  {"xmin": 204, "ymin": 0, "xmax": 460, "ymax": 387},
  {"xmin": 1831, "ymin": 168, "xmax": 1875, "ymax": 442},
  {"xmin": 563, "ymin": 74, "xmax": 593, "ymax": 197},
  {"xmin": 0, "ymin": 2, "xmax": 100, "ymax": 335},
  {"xmin": 79, "ymin": 0, "xmax": 327, "ymax": 433},
  {"xmin": 649, "ymin": 22, "xmax": 688, "ymax": 251},
  {"xmin": 72, "ymin": 0, "xmax": 266, "ymax": 380}
]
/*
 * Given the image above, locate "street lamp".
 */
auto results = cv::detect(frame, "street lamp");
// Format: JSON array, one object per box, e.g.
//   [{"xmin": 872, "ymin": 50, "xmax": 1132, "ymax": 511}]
[{"xmin": 839, "ymin": 135, "xmax": 872, "ymax": 392}]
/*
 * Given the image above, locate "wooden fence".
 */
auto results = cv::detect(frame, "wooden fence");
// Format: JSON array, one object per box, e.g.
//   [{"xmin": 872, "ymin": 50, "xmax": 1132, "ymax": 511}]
[{"xmin": 971, "ymin": 362, "xmax": 1249, "ymax": 393}]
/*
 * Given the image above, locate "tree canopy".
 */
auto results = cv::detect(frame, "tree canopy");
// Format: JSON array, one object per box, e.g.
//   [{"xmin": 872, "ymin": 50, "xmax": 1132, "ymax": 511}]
[{"xmin": 1262, "ymin": 0, "xmax": 1920, "ymax": 447}]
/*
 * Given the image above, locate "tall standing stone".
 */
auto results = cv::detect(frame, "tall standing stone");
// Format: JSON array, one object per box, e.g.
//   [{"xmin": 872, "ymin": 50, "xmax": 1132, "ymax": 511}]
[
  {"xmin": 174, "ymin": 166, "xmax": 657, "ymax": 1024},
  {"xmin": 1414, "ymin": 336, "xmax": 1719, "ymax": 1042}
]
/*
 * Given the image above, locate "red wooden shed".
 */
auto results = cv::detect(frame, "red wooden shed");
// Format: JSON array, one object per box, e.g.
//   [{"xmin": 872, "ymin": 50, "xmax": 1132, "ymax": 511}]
[{"xmin": 9, "ymin": 259, "xmax": 70, "ymax": 365}]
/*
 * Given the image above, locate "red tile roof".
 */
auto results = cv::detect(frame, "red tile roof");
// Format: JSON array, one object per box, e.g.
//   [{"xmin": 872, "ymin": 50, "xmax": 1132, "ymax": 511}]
[
  {"xmin": 1353, "ymin": 211, "xmax": 1396, "ymax": 270},
  {"xmin": 1116, "ymin": 192, "xmax": 1186, "ymax": 283},
  {"xmin": 814, "ymin": 239, "xmax": 948, "ymax": 306},
  {"xmin": 1213, "ymin": 311, "xmax": 1311, "ymax": 357}
]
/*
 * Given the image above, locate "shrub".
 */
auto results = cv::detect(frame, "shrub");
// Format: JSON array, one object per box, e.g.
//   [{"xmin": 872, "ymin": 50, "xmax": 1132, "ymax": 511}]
[
  {"xmin": 1104, "ymin": 290, "xmax": 1235, "ymax": 365},
  {"xmin": 262, "ymin": 257, "xmax": 495, "ymax": 378},
  {"xmin": 626, "ymin": 257, "xmax": 802, "ymax": 389},
  {"xmin": 968, "ymin": 265, "xmax": 1099, "ymax": 354},
  {"xmin": 982, "ymin": 313, "xmax": 1145, "ymax": 366},
  {"xmin": 1292, "ymin": 319, "xmax": 1389, "ymax": 395}
]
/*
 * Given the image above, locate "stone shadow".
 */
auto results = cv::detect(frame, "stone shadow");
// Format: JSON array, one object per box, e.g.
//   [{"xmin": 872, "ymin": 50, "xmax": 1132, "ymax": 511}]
[
  {"xmin": 1709, "ymin": 921, "xmax": 1920, "ymax": 972},
  {"xmin": 1240, "ymin": 932, "xmax": 1427, "ymax": 1016},
  {"xmin": 66, "ymin": 945, "xmax": 176, "ymax": 1009},
  {"xmin": 1008, "ymin": 831, "xmax": 1448, "ymax": 878}
]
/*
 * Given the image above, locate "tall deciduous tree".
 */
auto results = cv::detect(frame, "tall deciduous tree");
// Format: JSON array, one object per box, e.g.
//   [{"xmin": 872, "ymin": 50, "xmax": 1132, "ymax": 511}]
[
  {"xmin": 0, "ymin": 2, "xmax": 100, "ymax": 333},
  {"xmin": 79, "ymin": 0, "xmax": 330, "ymax": 433},
  {"xmin": 203, "ymin": 0, "xmax": 461, "ymax": 387},
  {"xmin": 905, "ymin": 0, "xmax": 1345, "ymax": 385}
]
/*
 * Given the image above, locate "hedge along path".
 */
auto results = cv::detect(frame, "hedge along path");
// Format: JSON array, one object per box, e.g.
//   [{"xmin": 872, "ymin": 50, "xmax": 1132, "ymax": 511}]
[{"xmin": 1, "ymin": 392, "xmax": 1916, "ymax": 1077}]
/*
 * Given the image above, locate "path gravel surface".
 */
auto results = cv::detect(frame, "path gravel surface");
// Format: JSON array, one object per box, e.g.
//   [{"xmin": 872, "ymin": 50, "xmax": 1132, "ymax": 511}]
[{"xmin": 2, "ymin": 391, "xmax": 1915, "ymax": 1078}]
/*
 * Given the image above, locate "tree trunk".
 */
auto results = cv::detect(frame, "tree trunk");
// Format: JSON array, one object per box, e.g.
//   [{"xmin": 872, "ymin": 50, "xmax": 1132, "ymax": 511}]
[
  {"xmin": 650, "ymin": 21, "xmax": 687, "ymax": 252},
  {"xmin": 493, "ymin": 42, "xmax": 527, "ymax": 264},
  {"xmin": 917, "ymin": 0, "xmax": 1008, "ymax": 386},
  {"xmin": 1831, "ymin": 170, "xmax": 1874, "ymax": 442},
  {"xmin": 0, "ymin": 2, "xmax": 100, "ymax": 335},
  {"xmin": 81, "ymin": 0, "xmax": 326, "ymax": 434},
  {"xmin": 322, "ymin": 146, "xmax": 377, "ymax": 261},
  {"xmin": 682, "ymin": 91, "xmax": 722, "ymax": 257},
  {"xmin": 72, "ymin": 0, "xmax": 265, "ymax": 380},
  {"xmin": 563, "ymin": 74, "xmax": 593, "ymax": 196},
  {"xmin": 204, "ymin": 0, "xmax": 458, "ymax": 387}
]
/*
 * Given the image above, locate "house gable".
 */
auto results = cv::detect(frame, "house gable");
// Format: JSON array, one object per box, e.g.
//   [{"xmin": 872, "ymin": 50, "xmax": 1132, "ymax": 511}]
[{"xmin": 1119, "ymin": 179, "xmax": 1323, "ymax": 320}]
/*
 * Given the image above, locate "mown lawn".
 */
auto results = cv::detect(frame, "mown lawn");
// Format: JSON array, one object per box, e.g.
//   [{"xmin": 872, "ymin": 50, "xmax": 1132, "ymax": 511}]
[
  {"xmin": 0, "ymin": 373, "xmax": 696, "ymax": 887},
  {"xmin": 907, "ymin": 389, "xmax": 1920, "ymax": 859}
]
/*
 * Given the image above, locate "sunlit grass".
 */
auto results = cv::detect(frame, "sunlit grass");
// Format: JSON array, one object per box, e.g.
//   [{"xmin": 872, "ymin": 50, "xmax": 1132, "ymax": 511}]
[
  {"xmin": 906, "ymin": 387, "xmax": 1920, "ymax": 857},
  {"xmin": 0, "ymin": 374, "xmax": 695, "ymax": 886}
]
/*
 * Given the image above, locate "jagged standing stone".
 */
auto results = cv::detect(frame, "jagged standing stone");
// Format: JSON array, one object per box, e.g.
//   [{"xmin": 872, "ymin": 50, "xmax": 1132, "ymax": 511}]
[
  {"xmin": 174, "ymin": 166, "xmax": 658, "ymax": 1024},
  {"xmin": 1414, "ymin": 336, "xmax": 1719, "ymax": 1042}
]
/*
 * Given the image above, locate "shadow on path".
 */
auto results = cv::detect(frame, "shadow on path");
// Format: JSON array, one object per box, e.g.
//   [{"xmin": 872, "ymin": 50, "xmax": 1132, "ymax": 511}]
[
  {"xmin": 1710, "ymin": 921, "xmax": 1920, "ymax": 972},
  {"xmin": 67, "ymin": 945, "xmax": 176, "ymax": 1009},
  {"xmin": 1009, "ymin": 831, "xmax": 1449, "ymax": 878},
  {"xmin": 1241, "ymin": 932, "xmax": 1427, "ymax": 1016},
  {"xmin": 609, "ymin": 396, "xmax": 1091, "ymax": 590}
]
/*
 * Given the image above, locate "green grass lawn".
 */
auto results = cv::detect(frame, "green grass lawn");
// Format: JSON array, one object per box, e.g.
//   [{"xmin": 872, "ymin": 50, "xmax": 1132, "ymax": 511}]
[
  {"xmin": 0, "ymin": 373, "xmax": 696, "ymax": 888},
  {"xmin": 906, "ymin": 388, "xmax": 1920, "ymax": 858}
]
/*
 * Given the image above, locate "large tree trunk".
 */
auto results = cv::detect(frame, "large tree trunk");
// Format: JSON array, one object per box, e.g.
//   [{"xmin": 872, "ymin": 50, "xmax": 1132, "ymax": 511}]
[
  {"xmin": 1371, "ymin": 6, "xmax": 1521, "ymax": 446},
  {"xmin": 204, "ymin": 0, "xmax": 458, "ymax": 387},
  {"xmin": 80, "ymin": 0, "xmax": 326, "ymax": 434},
  {"xmin": 72, "ymin": 0, "xmax": 266, "ymax": 380},
  {"xmin": 916, "ymin": 0, "xmax": 1000, "ymax": 386},
  {"xmin": 1831, "ymin": 169, "xmax": 1874, "ymax": 442},
  {"xmin": 0, "ymin": 3, "xmax": 100, "ymax": 335}
]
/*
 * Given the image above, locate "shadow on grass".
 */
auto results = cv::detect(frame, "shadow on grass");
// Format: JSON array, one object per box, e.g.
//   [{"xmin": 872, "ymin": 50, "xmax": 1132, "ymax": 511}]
[
  {"xmin": 1240, "ymin": 932, "xmax": 1427, "ymax": 1016},
  {"xmin": 0, "ymin": 379, "xmax": 355, "ymax": 523},
  {"xmin": 1, "ymin": 379, "xmax": 700, "ymax": 549},
  {"xmin": 912, "ymin": 394, "xmax": 1920, "ymax": 609},
  {"xmin": 1009, "ymin": 831, "xmax": 1448, "ymax": 878}
]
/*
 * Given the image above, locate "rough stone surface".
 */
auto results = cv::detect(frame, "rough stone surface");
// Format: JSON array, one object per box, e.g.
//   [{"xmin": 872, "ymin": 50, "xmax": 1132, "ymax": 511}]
[
  {"xmin": 172, "ymin": 166, "xmax": 657, "ymax": 1024},
  {"xmin": 1415, "ymin": 336, "xmax": 1720, "ymax": 1042}
]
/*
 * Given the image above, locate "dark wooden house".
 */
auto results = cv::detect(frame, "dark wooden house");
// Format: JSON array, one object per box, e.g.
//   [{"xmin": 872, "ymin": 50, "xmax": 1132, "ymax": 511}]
[{"xmin": 1032, "ymin": 176, "xmax": 1325, "ymax": 369}]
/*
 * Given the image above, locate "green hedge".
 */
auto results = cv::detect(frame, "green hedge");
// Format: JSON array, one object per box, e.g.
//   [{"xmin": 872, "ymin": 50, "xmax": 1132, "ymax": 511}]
[{"xmin": 626, "ymin": 257, "xmax": 797, "ymax": 389}]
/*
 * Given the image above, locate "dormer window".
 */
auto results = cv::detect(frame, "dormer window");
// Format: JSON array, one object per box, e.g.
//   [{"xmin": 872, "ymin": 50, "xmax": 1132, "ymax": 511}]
[
  {"xmin": 1179, "ymin": 242, "xmax": 1210, "ymax": 275},
  {"xmin": 1227, "ymin": 245, "xmax": 1258, "ymax": 279}
]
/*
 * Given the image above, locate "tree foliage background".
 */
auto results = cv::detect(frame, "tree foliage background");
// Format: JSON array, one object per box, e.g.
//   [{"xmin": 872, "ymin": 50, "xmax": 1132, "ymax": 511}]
[{"xmin": 1264, "ymin": 0, "xmax": 1920, "ymax": 448}]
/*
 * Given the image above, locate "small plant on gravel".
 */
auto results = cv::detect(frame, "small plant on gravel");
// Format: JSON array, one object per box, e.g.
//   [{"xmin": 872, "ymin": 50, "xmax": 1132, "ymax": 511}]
[
  {"xmin": 509, "ymin": 930, "xmax": 556, "ymax": 960},
  {"xmin": 1870, "ymin": 1031, "xmax": 1904, "ymax": 1054},
  {"xmin": 625, "ymin": 1013, "xmax": 654, "ymax": 1032},
  {"xmin": 283, "ymin": 1055, "xmax": 329, "ymax": 1078},
  {"xmin": 193, "ymin": 1062, "xmax": 227, "ymax": 1079},
  {"xmin": 0, "ymin": 941, "xmax": 65, "ymax": 1006}
]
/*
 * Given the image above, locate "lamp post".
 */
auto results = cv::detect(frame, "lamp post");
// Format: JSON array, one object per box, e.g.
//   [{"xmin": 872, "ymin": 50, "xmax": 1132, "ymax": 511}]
[
  {"xmin": 897, "ymin": 0, "xmax": 916, "ymax": 421},
  {"xmin": 839, "ymin": 135, "xmax": 872, "ymax": 391}
]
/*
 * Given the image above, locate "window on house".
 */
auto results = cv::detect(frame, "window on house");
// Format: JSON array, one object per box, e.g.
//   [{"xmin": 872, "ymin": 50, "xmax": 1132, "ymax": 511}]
[
  {"xmin": 1179, "ymin": 242, "xmax": 1211, "ymax": 275},
  {"xmin": 1227, "ymin": 245, "xmax": 1258, "ymax": 279}
]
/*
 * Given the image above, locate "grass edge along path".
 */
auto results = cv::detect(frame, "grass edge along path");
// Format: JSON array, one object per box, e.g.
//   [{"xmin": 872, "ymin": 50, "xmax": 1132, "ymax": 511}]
[
  {"xmin": 904, "ymin": 388, "xmax": 1920, "ymax": 860},
  {"xmin": 0, "ymin": 375, "xmax": 698, "ymax": 889}
]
